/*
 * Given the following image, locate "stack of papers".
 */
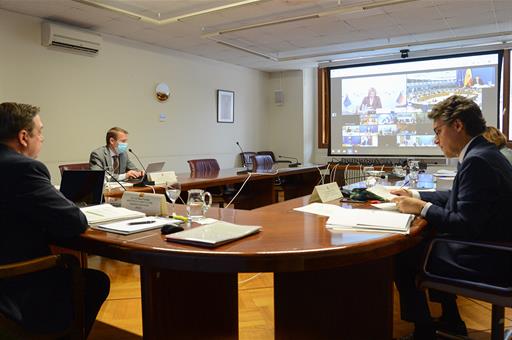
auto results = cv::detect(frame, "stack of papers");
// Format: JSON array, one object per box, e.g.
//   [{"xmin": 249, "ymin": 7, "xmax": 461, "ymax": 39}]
[
  {"xmin": 166, "ymin": 221, "xmax": 262, "ymax": 248},
  {"xmin": 81, "ymin": 204, "xmax": 145, "ymax": 225},
  {"xmin": 93, "ymin": 216, "xmax": 182, "ymax": 235},
  {"xmin": 326, "ymin": 208, "xmax": 414, "ymax": 234},
  {"xmin": 433, "ymin": 169, "xmax": 457, "ymax": 177}
]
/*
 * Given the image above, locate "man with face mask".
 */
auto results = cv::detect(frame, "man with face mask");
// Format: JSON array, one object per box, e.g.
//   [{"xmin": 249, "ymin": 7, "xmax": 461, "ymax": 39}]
[{"xmin": 89, "ymin": 126, "xmax": 143, "ymax": 180}]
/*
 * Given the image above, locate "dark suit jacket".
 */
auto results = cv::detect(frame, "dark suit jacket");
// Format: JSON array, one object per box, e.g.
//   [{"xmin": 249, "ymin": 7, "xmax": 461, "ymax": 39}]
[
  {"xmin": 420, "ymin": 136, "xmax": 512, "ymax": 285},
  {"xmin": 0, "ymin": 144, "xmax": 88, "ymax": 330},
  {"xmin": 89, "ymin": 145, "xmax": 138, "ymax": 176},
  {"xmin": 420, "ymin": 136, "xmax": 512, "ymax": 241}
]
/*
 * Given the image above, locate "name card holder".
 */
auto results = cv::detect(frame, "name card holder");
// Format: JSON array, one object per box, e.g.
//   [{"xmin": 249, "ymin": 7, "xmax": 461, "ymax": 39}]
[
  {"xmin": 309, "ymin": 182, "xmax": 342, "ymax": 203},
  {"xmin": 148, "ymin": 171, "xmax": 177, "ymax": 185},
  {"xmin": 121, "ymin": 191, "xmax": 168, "ymax": 216}
]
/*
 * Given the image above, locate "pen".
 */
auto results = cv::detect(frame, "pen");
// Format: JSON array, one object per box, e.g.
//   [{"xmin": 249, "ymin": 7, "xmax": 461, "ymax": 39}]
[
  {"xmin": 399, "ymin": 180, "xmax": 409, "ymax": 189},
  {"xmin": 128, "ymin": 220, "xmax": 156, "ymax": 225}
]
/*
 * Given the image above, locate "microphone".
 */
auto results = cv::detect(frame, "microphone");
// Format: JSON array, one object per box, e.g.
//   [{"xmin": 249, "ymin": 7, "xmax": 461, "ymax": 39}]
[
  {"xmin": 95, "ymin": 162, "xmax": 127, "ymax": 191},
  {"xmin": 235, "ymin": 141, "xmax": 250, "ymax": 175},
  {"xmin": 278, "ymin": 155, "xmax": 302, "ymax": 168},
  {"xmin": 128, "ymin": 148, "xmax": 155, "ymax": 187}
]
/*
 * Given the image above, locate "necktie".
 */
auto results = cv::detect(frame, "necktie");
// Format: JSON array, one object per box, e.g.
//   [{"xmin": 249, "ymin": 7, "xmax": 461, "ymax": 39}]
[{"xmin": 113, "ymin": 155, "xmax": 120, "ymax": 175}]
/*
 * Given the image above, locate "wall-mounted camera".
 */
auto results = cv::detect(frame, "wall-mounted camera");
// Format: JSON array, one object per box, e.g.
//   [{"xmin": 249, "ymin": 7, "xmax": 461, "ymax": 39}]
[{"xmin": 400, "ymin": 49, "xmax": 409, "ymax": 59}]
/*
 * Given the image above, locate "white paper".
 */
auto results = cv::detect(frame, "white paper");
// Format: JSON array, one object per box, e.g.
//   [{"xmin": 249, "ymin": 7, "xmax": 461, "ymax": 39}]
[
  {"xmin": 294, "ymin": 203, "xmax": 343, "ymax": 217},
  {"xmin": 81, "ymin": 204, "xmax": 145, "ymax": 225},
  {"xmin": 326, "ymin": 208, "xmax": 413, "ymax": 234},
  {"xmin": 371, "ymin": 202, "xmax": 398, "ymax": 211},
  {"xmin": 366, "ymin": 184, "xmax": 398, "ymax": 201},
  {"xmin": 433, "ymin": 169, "xmax": 457, "ymax": 177}
]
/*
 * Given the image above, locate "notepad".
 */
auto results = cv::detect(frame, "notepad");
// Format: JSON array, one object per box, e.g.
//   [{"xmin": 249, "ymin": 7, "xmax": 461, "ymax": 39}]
[
  {"xmin": 81, "ymin": 204, "xmax": 145, "ymax": 225},
  {"xmin": 165, "ymin": 221, "xmax": 262, "ymax": 247},
  {"xmin": 92, "ymin": 216, "xmax": 182, "ymax": 235}
]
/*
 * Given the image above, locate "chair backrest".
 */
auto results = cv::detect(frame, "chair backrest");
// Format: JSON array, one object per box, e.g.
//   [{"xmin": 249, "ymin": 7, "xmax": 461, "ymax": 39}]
[
  {"xmin": 58, "ymin": 163, "xmax": 90, "ymax": 175},
  {"xmin": 251, "ymin": 155, "xmax": 274, "ymax": 171},
  {"xmin": 257, "ymin": 151, "xmax": 276, "ymax": 162},
  {"xmin": 187, "ymin": 159, "xmax": 220, "ymax": 174},
  {"xmin": 239, "ymin": 152, "xmax": 256, "ymax": 168}
]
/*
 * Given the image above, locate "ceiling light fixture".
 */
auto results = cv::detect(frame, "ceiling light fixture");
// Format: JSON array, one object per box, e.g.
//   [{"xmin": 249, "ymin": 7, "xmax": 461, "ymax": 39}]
[
  {"xmin": 202, "ymin": 0, "xmax": 419, "ymax": 37},
  {"xmin": 72, "ymin": 0, "xmax": 263, "ymax": 25},
  {"xmin": 215, "ymin": 40, "xmax": 278, "ymax": 61},
  {"xmin": 279, "ymin": 30, "xmax": 512, "ymax": 62}
]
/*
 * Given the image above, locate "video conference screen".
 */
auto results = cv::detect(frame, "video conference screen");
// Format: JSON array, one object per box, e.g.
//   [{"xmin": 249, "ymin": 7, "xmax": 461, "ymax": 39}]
[{"xmin": 329, "ymin": 52, "xmax": 501, "ymax": 157}]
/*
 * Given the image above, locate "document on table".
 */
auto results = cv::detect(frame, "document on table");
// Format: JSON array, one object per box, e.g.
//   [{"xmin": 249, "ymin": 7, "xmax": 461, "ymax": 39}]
[
  {"xmin": 92, "ymin": 216, "xmax": 182, "ymax": 235},
  {"xmin": 366, "ymin": 185, "xmax": 398, "ymax": 201},
  {"xmin": 165, "ymin": 221, "xmax": 262, "ymax": 248},
  {"xmin": 326, "ymin": 208, "xmax": 414, "ymax": 234},
  {"xmin": 81, "ymin": 204, "xmax": 146, "ymax": 225},
  {"xmin": 293, "ymin": 202, "xmax": 343, "ymax": 217},
  {"xmin": 371, "ymin": 202, "xmax": 398, "ymax": 211},
  {"xmin": 433, "ymin": 169, "xmax": 457, "ymax": 177}
]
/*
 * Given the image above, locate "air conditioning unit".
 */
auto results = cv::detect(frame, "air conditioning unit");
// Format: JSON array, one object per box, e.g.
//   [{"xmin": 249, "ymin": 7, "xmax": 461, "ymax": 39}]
[{"xmin": 41, "ymin": 22, "xmax": 102, "ymax": 55}]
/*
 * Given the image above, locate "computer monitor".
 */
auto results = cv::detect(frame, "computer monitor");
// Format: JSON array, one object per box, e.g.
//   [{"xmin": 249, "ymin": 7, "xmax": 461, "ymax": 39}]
[{"xmin": 60, "ymin": 170, "xmax": 105, "ymax": 206}]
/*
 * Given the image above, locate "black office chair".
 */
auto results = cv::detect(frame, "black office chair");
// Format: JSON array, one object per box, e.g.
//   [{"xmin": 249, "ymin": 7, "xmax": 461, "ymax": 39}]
[
  {"xmin": 252, "ymin": 155, "xmax": 284, "ymax": 202},
  {"xmin": 239, "ymin": 152, "xmax": 256, "ymax": 170},
  {"xmin": 418, "ymin": 238, "xmax": 512, "ymax": 340},
  {"xmin": 187, "ymin": 159, "xmax": 232, "ymax": 207},
  {"xmin": 257, "ymin": 151, "xmax": 291, "ymax": 164},
  {"xmin": 0, "ymin": 254, "xmax": 85, "ymax": 340},
  {"xmin": 58, "ymin": 163, "xmax": 90, "ymax": 175}
]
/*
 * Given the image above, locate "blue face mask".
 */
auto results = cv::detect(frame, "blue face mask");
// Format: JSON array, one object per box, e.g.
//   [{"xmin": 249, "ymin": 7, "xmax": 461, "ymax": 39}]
[{"xmin": 116, "ymin": 142, "xmax": 128, "ymax": 154}]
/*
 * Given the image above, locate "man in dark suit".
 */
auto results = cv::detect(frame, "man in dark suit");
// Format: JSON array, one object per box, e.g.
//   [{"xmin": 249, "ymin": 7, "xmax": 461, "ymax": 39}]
[
  {"xmin": 391, "ymin": 95, "xmax": 512, "ymax": 340},
  {"xmin": 0, "ymin": 102, "xmax": 110, "ymax": 336},
  {"xmin": 89, "ymin": 126, "xmax": 143, "ymax": 181}
]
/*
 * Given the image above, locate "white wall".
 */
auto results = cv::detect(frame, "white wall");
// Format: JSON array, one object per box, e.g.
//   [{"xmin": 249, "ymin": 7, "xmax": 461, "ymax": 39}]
[
  {"xmin": 302, "ymin": 68, "xmax": 316, "ymax": 164},
  {"xmin": 0, "ymin": 9, "xmax": 272, "ymax": 182},
  {"xmin": 266, "ymin": 71, "xmax": 305, "ymax": 162}
]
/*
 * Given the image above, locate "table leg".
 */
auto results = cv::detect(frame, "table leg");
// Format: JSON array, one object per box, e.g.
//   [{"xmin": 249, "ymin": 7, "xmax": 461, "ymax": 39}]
[
  {"xmin": 274, "ymin": 257, "xmax": 394, "ymax": 340},
  {"xmin": 233, "ymin": 178, "xmax": 274, "ymax": 209},
  {"xmin": 140, "ymin": 267, "xmax": 238, "ymax": 339}
]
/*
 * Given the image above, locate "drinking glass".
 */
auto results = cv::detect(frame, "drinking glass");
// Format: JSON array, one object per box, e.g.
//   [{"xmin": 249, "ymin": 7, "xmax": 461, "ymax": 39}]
[
  {"xmin": 408, "ymin": 160, "xmax": 420, "ymax": 187},
  {"xmin": 165, "ymin": 181, "xmax": 182, "ymax": 216}
]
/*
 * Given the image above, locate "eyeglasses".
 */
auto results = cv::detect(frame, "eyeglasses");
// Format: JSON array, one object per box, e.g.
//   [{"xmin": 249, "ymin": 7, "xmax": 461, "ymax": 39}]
[{"xmin": 433, "ymin": 122, "xmax": 449, "ymax": 137}]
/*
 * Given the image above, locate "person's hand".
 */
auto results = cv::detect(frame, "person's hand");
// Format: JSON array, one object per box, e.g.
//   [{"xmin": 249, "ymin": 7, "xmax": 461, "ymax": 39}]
[
  {"xmin": 389, "ymin": 188, "xmax": 412, "ymax": 197},
  {"xmin": 126, "ymin": 170, "xmax": 143, "ymax": 179},
  {"xmin": 391, "ymin": 196, "xmax": 426, "ymax": 215}
]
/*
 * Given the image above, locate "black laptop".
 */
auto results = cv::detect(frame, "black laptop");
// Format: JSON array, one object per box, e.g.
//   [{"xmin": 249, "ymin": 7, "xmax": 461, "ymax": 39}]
[{"xmin": 60, "ymin": 170, "xmax": 105, "ymax": 207}]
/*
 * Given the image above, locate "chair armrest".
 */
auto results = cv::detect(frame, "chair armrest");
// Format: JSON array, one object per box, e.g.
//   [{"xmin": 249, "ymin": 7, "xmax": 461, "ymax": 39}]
[
  {"xmin": 421, "ymin": 238, "xmax": 512, "ymax": 294},
  {"xmin": 0, "ymin": 255, "xmax": 61, "ymax": 279}
]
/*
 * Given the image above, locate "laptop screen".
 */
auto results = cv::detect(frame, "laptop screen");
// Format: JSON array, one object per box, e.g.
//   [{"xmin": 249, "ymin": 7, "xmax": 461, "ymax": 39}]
[
  {"xmin": 145, "ymin": 162, "xmax": 165, "ymax": 173},
  {"xmin": 60, "ymin": 170, "xmax": 105, "ymax": 206}
]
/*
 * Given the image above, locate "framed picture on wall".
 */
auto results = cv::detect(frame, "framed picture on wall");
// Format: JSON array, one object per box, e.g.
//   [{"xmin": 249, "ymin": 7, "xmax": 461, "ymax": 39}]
[{"xmin": 217, "ymin": 89, "xmax": 234, "ymax": 123}]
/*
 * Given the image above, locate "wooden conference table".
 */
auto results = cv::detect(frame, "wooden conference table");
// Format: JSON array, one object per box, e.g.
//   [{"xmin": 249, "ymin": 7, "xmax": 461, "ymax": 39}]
[
  {"xmin": 62, "ymin": 195, "xmax": 427, "ymax": 340},
  {"xmin": 106, "ymin": 163, "xmax": 323, "ymax": 209}
]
